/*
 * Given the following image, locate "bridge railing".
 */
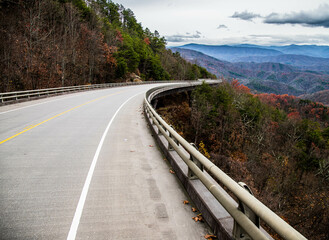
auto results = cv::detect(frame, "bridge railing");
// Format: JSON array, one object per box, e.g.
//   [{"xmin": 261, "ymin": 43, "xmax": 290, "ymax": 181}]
[
  {"xmin": 144, "ymin": 83, "xmax": 306, "ymax": 240},
  {"xmin": 0, "ymin": 81, "xmax": 185, "ymax": 104}
]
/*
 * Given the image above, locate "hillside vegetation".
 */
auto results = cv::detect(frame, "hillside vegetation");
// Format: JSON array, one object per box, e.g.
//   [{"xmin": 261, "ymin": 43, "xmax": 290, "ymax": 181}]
[
  {"xmin": 0, "ymin": 0, "xmax": 215, "ymax": 92},
  {"xmin": 300, "ymin": 90, "xmax": 329, "ymax": 106},
  {"xmin": 157, "ymin": 81, "xmax": 329, "ymax": 240}
]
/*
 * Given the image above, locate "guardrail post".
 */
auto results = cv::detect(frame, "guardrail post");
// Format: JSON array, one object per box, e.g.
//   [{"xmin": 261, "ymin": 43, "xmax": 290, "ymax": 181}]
[
  {"xmin": 188, "ymin": 143, "xmax": 204, "ymax": 180},
  {"xmin": 168, "ymin": 125, "xmax": 179, "ymax": 150},
  {"xmin": 157, "ymin": 120, "xmax": 163, "ymax": 135},
  {"xmin": 152, "ymin": 99, "xmax": 158, "ymax": 109},
  {"xmin": 233, "ymin": 182, "xmax": 260, "ymax": 240}
]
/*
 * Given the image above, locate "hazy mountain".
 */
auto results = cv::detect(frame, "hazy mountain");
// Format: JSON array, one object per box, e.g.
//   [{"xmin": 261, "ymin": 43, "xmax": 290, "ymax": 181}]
[
  {"xmin": 266, "ymin": 45, "xmax": 329, "ymax": 58},
  {"xmin": 177, "ymin": 44, "xmax": 329, "ymax": 65},
  {"xmin": 177, "ymin": 43, "xmax": 282, "ymax": 62},
  {"xmin": 172, "ymin": 47, "xmax": 329, "ymax": 96},
  {"xmin": 233, "ymin": 54, "xmax": 329, "ymax": 72},
  {"xmin": 232, "ymin": 44, "xmax": 329, "ymax": 58}
]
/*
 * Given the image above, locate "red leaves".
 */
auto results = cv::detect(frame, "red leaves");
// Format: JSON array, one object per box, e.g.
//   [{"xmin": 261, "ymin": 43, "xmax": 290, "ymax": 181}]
[
  {"xmin": 144, "ymin": 37, "xmax": 150, "ymax": 45},
  {"xmin": 287, "ymin": 111, "xmax": 301, "ymax": 120},
  {"xmin": 231, "ymin": 79, "xmax": 251, "ymax": 94},
  {"xmin": 116, "ymin": 30, "xmax": 124, "ymax": 43}
]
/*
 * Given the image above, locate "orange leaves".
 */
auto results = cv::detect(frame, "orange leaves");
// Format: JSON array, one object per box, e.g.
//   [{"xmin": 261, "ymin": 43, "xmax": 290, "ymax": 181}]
[
  {"xmin": 231, "ymin": 79, "xmax": 250, "ymax": 94},
  {"xmin": 103, "ymin": 43, "xmax": 117, "ymax": 65},
  {"xmin": 231, "ymin": 151, "xmax": 247, "ymax": 163},
  {"xmin": 183, "ymin": 200, "xmax": 198, "ymax": 213},
  {"xmin": 204, "ymin": 234, "xmax": 217, "ymax": 240},
  {"xmin": 192, "ymin": 213, "xmax": 203, "ymax": 222}
]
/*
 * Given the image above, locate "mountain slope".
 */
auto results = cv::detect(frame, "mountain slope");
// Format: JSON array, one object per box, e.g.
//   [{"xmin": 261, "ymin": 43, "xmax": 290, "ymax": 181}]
[
  {"xmin": 172, "ymin": 47, "xmax": 329, "ymax": 95},
  {"xmin": 235, "ymin": 54, "xmax": 329, "ymax": 72},
  {"xmin": 299, "ymin": 90, "xmax": 329, "ymax": 106}
]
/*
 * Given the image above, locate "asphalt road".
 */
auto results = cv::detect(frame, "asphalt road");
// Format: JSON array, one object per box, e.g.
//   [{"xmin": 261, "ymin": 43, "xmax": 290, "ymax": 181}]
[{"xmin": 0, "ymin": 84, "xmax": 209, "ymax": 239}]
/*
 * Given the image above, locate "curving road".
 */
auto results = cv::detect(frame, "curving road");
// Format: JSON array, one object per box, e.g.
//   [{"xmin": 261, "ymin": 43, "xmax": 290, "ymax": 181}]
[{"xmin": 0, "ymin": 84, "xmax": 209, "ymax": 239}]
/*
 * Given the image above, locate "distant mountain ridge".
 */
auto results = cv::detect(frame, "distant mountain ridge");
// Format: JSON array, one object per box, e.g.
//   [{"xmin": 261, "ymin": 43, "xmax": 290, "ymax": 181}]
[
  {"xmin": 232, "ymin": 44, "xmax": 329, "ymax": 58},
  {"xmin": 177, "ymin": 43, "xmax": 329, "ymax": 61},
  {"xmin": 177, "ymin": 43, "xmax": 282, "ymax": 62},
  {"xmin": 171, "ymin": 47, "xmax": 329, "ymax": 96}
]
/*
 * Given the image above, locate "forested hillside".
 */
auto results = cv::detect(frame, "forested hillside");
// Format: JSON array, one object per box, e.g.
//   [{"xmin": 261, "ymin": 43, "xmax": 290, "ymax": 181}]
[
  {"xmin": 157, "ymin": 81, "xmax": 329, "ymax": 240},
  {"xmin": 0, "ymin": 0, "xmax": 215, "ymax": 92}
]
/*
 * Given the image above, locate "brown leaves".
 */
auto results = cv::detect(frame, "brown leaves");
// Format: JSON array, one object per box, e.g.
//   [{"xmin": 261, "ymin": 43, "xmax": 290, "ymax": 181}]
[
  {"xmin": 183, "ymin": 200, "xmax": 189, "ymax": 205},
  {"xmin": 204, "ymin": 234, "xmax": 217, "ymax": 240},
  {"xmin": 192, "ymin": 207, "xmax": 197, "ymax": 212},
  {"xmin": 169, "ymin": 169, "xmax": 175, "ymax": 174},
  {"xmin": 192, "ymin": 213, "xmax": 203, "ymax": 222}
]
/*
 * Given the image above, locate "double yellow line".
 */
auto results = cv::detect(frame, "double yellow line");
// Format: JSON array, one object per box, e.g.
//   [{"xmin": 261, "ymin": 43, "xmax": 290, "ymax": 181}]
[{"xmin": 0, "ymin": 91, "xmax": 124, "ymax": 145}]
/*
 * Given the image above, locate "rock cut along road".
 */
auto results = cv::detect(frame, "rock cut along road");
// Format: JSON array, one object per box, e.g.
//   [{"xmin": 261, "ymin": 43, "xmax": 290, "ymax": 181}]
[{"xmin": 0, "ymin": 84, "xmax": 209, "ymax": 239}]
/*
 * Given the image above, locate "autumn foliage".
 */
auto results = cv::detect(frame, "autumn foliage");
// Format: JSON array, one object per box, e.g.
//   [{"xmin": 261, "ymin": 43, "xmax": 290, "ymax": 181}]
[
  {"xmin": 157, "ymin": 81, "xmax": 329, "ymax": 240},
  {"xmin": 0, "ymin": 0, "xmax": 215, "ymax": 92}
]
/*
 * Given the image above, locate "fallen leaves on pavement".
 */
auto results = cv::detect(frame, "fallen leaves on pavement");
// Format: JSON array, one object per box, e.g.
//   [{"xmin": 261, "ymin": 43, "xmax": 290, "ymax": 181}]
[
  {"xmin": 204, "ymin": 234, "xmax": 217, "ymax": 240},
  {"xmin": 192, "ymin": 213, "xmax": 203, "ymax": 222}
]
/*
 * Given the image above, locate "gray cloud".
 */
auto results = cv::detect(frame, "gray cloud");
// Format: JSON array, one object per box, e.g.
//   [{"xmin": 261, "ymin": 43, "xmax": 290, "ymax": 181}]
[
  {"xmin": 264, "ymin": 4, "xmax": 329, "ymax": 28},
  {"xmin": 217, "ymin": 24, "xmax": 228, "ymax": 29},
  {"xmin": 165, "ymin": 31, "xmax": 202, "ymax": 42},
  {"xmin": 231, "ymin": 11, "xmax": 260, "ymax": 21}
]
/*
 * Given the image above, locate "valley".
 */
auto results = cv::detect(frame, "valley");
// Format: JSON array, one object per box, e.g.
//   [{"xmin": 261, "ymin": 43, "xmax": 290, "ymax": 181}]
[{"xmin": 172, "ymin": 44, "xmax": 329, "ymax": 104}]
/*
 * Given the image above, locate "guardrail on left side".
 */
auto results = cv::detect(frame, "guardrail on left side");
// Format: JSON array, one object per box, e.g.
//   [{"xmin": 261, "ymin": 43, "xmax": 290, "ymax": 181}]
[{"xmin": 0, "ymin": 81, "xmax": 176, "ymax": 105}]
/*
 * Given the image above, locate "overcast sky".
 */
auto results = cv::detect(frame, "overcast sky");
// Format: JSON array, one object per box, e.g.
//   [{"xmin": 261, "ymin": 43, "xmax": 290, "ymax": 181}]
[{"xmin": 113, "ymin": 0, "xmax": 329, "ymax": 46}]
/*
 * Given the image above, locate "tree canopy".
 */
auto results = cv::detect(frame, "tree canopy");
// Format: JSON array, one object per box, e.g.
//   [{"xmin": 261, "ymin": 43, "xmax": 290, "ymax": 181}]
[{"xmin": 0, "ymin": 0, "xmax": 216, "ymax": 92}]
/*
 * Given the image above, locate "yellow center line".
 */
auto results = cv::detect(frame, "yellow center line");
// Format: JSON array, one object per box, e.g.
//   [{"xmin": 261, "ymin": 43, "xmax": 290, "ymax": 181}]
[{"xmin": 0, "ymin": 91, "xmax": 125, "ymax": 145}]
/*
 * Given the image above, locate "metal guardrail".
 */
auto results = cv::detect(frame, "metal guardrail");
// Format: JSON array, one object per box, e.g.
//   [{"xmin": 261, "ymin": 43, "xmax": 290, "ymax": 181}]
[
  {"xmin": 0, "ymin": 81, "xmax": 183, "ymax": 104},
  {"xmin": 144, "ymin": 84, "xmax": 307, "ymax": 240}
]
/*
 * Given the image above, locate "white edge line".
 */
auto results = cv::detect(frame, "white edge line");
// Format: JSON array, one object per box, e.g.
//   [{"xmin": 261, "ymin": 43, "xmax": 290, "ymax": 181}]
[{"xmin": 66, "ymin": 91, "xmax": 144, "ymax": 240}]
